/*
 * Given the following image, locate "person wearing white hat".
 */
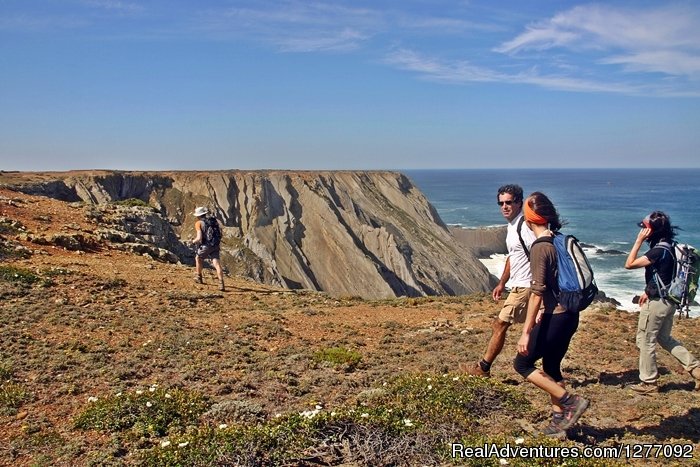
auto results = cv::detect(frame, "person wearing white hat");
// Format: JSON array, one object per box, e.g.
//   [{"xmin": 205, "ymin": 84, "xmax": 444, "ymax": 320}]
[{"xmin": 192, "ymin": 206, "xmax": 225, "ymax": 291}]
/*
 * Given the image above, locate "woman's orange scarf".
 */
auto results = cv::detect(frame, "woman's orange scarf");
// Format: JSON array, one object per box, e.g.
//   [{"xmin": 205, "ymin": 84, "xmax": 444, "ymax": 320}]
[{"xmin": 524, "ymin": 200, "xmax": 547, "ymax": 225}]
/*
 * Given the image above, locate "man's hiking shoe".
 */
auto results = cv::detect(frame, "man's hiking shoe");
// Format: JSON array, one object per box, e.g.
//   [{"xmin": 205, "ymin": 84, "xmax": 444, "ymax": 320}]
[
  {"xmin": 195, "ymin": 275, "xmax": 203, "ymax": 284},
  {"xmin": 691, "ymin": 367, "xmax": 700, "ymax": 391},
  {"xmin": 458, "ymin": 362, "xmax": 490, "ymax": 377},
  {"xmin": 542, "ymin": 412, "xmax": 566, "ymax": 439},
  {"xmin": 558, "ymin": 395, "xmax": 589, "ymax": 430},
  {"xmin": 219, "ymin": 281, "xmax": 225, "ymax": 292},
  {"xmin": 627, "ymin": 382, "xmax": 658, "ymax": 395}
]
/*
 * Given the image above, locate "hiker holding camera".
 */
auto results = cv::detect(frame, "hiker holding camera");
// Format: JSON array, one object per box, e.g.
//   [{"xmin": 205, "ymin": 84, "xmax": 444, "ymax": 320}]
[{"xmin": 624, "ymin": 211, "xmax": 700, "ymax": 394}]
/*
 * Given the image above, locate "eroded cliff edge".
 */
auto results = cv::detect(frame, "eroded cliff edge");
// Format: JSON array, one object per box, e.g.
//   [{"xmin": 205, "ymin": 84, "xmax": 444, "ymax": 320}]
[{"xmin": 2, "ymin": 170, "xmax": 493, "ymax": 298}]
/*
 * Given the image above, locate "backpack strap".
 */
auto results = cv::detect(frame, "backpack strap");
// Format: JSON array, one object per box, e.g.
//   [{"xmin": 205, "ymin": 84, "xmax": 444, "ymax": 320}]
[
  {"xmin": 651, "ymin": 241, "xmax": 677, "ymax": 299},
  {"xmin": 517, "ymin": 216, "xmax": 530, "ymax": 260}
]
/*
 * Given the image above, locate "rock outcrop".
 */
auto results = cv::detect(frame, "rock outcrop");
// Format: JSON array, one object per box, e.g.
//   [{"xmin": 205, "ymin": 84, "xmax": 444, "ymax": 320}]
[
  {"xmin": 3, "ymin": 170, "xmax": 492, "ymax": 298},
  {"xmin": 449, "ymin": 226, "xmax": 507, "ymax": 258}
]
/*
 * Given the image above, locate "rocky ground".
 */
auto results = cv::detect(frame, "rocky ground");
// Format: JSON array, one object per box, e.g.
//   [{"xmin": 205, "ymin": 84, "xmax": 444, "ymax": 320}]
[{"xmin": 1, "ymin": 187, "xmax": 700, "ymax": 466}]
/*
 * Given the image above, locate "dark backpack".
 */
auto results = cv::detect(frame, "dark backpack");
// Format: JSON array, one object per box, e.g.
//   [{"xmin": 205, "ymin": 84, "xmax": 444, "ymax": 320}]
[
  {"xmin": 202, "ymin": 216, "xmax": 222, "ymax": 247},
  {"xmin": 536, "ymin": 233, "xmax": 598, "ymax": 312},
  {"xmin": 653, "ymin": 241, "xmax": 699, "ymax": 317}
]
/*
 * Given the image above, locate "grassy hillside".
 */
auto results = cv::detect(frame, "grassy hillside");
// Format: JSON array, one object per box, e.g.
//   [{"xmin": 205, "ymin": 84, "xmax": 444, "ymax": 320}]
[{"xmin": 1, "ymin": 187, "xmax": 699, "ymax": 466}]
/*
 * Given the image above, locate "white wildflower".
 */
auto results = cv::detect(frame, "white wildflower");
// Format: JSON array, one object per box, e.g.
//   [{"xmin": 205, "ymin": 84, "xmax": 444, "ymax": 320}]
[
  {"xmin": 146, "ymin": 401, "xmax": 153, "ymax": 407},
  {"xmin": 452, "ymin": 376, "xmax": 459, "ymax": 381},
  {"xmin": 219, "ymin": 424, "xmax": 228, "ymax": 429},
  {"xmin": 499, "ymin": 459, "xmax": 508, "ymax": 465},
  {"xmin": 360, "ymin": 413, "xmax": 369, "ymax": 418},
  {"xmin": 300, "ymin": 407, "xmax": 321, "ymax": 419},
  {"xmin": 149, "ymin": 387, "xmax": 156, "ymax": 393},
  {"xmin": 178, "ymin": 442, "xmax": 189, "ymax": 448},
  {"xmin": 315, "ymin": 404, "xmax": 323, "ymax": 410},
  {"xmin": 135, "ymin": 390, "xmax": 143, "ymax": 395},
  {"xmin": 115, "ymin": 392, "xmax": 122, "ymax": 397},
  {"xmin": 426, "ymin": 377, "xmax": 432, "ymax": 382},
  {"xmin": 87, "ymin": 396, "xmax": 98, "ymax": 403},
  {"xmin": 165, "ymin": 393, "xmax": 172, "ymax": 399},
  {"xmin": 160, "ymin": 440, "xmax": 171, "ymax": 448},
  {"xmin": 403, "ymin": 418, "xmax": 413, "ymax": 427},
  {"xmin": 427, "ymin": 385, "xmax": 432, "ymax": 390},
  {"xmin": 515, "ymin": 437, "xmax": 525, "ymax": 445}
]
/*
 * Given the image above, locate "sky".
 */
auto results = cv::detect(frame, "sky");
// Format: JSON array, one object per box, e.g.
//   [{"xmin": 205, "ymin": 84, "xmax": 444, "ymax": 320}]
[{"xmin": 1, "ymin": 0, "xmax": 699, "ymax": 171}]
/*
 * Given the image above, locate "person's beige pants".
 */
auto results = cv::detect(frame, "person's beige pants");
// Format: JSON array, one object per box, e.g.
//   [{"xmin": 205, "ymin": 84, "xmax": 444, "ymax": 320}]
[{"xmin": 636, "ymin": 298, "xmax": 699, "ymax": 383}]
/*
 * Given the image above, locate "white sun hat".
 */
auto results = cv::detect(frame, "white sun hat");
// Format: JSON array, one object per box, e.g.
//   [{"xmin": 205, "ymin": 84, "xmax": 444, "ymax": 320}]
[{"xmin": 193, "ymin": 206, "xmax": 209, "ymax": 217}]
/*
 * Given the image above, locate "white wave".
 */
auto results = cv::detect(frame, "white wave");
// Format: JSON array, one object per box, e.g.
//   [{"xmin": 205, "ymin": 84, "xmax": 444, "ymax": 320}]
[
  {"xmin": 479, "ymin": 254, "xmax": 506, "ymax": 280},
  {"xmin": 480, "ymin": 251, "xmax": 700, "ymax": 318}
]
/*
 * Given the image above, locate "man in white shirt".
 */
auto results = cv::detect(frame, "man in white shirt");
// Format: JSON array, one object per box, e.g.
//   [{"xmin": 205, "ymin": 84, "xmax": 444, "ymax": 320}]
[{"xmin": 461, "ymin": 184, "xmax": 536, "ymax": 377}]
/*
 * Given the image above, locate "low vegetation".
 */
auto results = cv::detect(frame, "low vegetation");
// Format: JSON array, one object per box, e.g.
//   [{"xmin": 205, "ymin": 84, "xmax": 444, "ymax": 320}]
[
  {"xmin": 112, "ymin": 198, "xmax": 152, "ymax": 208},
  {"xmin": 0, "ymin": 265, "xmax": 40, "ymax": 285},
  {"xmin": 313, "ymin": 346, "xmax": 363, "ymax": 371},
  {"xmin": 1, "ymin": 187, "xmax": 698, "ymax": 466}
]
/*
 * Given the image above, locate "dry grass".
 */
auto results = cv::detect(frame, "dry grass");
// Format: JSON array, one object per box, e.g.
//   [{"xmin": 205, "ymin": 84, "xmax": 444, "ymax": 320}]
[{"xmin": 1, "ymin": 187, "xmax": 700, "ymax": 466}]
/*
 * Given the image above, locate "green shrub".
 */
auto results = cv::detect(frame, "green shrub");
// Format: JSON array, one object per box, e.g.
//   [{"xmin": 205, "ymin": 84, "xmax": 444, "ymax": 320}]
[
  {"xmin": 313, "ymin": 346, "xmax": 362, "ymax": 370},
  {"xmin": 0, "ymin": 219, "xmax": 20, "ymax": 235},
  {"xmin": 0, "ymin": 362, "xmax": 12, "ymax": 381},
  {"xmin": 140, "ymin": 373, "xmax": 533, "ymax": 466},
  {"xmin": 0, "ymin": 265, "xmax": 39, "ymax": 284},
  {"xmin": 0, "ymin": 382, "xmax": 27, "ymax": 412},
  {"xmin": 113, "ymin": 198, "xmax": 151, "ymax": 208},
  {"xmin": 74, "ymin": 387, "xmax": 210, "ymax": 438}
]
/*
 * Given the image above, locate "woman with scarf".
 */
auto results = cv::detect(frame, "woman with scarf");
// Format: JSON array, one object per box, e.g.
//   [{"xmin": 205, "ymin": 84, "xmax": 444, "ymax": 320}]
[{"xmin": 513, "ymin": 192, "xmax": 589, "ymax": 438}]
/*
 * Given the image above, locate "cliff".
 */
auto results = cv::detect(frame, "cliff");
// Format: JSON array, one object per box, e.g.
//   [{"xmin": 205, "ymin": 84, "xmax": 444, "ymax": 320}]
[{"xmin": 1, "ymin": 170, "xmax": 493, "ymax": 298}]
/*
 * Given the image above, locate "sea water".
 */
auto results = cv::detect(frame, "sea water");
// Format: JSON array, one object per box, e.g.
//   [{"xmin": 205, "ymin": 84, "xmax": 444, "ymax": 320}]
[{"xmin": 404, "ymin": 168, "xmax": 700, "ymax": 317}]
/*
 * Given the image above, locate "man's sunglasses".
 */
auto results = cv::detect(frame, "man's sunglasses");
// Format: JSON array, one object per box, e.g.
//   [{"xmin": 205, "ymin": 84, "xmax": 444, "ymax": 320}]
[{"xmin": 497, "ymin": 200, "xmax": 519, "ymax": 206}]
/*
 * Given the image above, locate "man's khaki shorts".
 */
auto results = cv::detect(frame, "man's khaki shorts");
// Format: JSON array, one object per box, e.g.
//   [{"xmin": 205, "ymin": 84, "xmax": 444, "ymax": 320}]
[{"xmin": 497, "ymin": 287, "xmax": 531, "ymax": 324}]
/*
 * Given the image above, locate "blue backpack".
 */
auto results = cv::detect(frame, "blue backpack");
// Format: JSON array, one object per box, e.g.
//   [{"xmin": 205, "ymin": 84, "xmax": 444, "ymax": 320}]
[
  {"xmin": 552, "ymin": 233, "xmax": 598, "ymax": 312},
  {"xmin": 536, "ymin": 233, "xmax": 598, "ymax": 312}
]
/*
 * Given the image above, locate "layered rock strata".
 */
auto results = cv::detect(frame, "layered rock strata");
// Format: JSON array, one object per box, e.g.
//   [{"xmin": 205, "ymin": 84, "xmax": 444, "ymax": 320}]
[{"xmin": 4, "ymin": 170, "xmax": 493, "ymax": 298}]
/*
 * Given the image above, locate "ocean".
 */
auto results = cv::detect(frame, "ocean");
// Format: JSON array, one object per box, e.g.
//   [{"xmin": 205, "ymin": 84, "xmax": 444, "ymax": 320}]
[{"xmin": 403, "ymin": 168, "xmax": 700, "ymax": 317}]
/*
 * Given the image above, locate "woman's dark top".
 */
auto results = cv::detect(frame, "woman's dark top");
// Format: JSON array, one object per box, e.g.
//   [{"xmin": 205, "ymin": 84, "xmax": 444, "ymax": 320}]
[{"xmin": 644, "ymin": 240, "xmax": 675, "ymax": 299}]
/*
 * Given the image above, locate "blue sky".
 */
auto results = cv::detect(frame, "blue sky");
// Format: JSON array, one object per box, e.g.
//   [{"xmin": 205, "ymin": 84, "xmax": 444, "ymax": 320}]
[{"xmin": 1, "ymin": 0, "xmax": 699, "ymax": 171}]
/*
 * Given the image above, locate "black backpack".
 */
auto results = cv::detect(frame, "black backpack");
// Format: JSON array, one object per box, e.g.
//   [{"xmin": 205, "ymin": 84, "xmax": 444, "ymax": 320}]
[{"xmin": 202, "ymin": 216, "xmax": 222, "ymax": 247}]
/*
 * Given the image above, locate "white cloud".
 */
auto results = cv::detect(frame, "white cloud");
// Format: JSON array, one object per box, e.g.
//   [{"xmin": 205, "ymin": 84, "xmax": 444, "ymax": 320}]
[
  {"xmin": 278, "ymin": 28, "xmax": 370, "ymax": 53},
  {"xmin": 385, "ymin": 48, "xmax": 503, "ymax": 83},
  {"xmin": 82, "ymin": 0, "xmax": 144, "ymax": 14},
  {"xmin": 495, "ymin": 4, "xmax": 700, "ymax": 80},
  {"xmin": 384, "ymin": 47, "xmax": 648, "ymax": 95},
  {"xmin": 601, "ymin": 51, "xmax": 700, "ymax": 77}
]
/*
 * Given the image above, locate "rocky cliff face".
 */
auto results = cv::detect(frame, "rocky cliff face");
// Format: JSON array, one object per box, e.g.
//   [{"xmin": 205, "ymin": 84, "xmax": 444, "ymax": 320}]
[{"xmin": 4, "ymin": 170, "xmax": 492, "ymax": 298}]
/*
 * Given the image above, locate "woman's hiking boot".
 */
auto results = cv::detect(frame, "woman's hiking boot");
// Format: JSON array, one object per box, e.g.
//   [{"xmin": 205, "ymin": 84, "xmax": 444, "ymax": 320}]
[
  {"xmin": 691, "ymin": 367, "xmax": 700, "ymax": 390},
  {"xmin": 542, "ymin": 412, "xmax": 566, "ymax": 439},
  {"xmin": 627, "ymin": 381, "xmax": 658, "ymax": 395},
  {"xmin": 558, "ymin": 394, "xmax": 589, "ymax": 430},
  {"xmin": 195, "ymin": 274, "xmax": 203, "ymax": 284},
  {"xmin": 219, "ymin": 280, "xmax": 225, "ymax": 292}
]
